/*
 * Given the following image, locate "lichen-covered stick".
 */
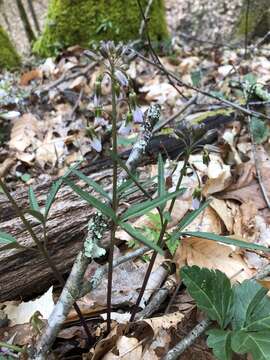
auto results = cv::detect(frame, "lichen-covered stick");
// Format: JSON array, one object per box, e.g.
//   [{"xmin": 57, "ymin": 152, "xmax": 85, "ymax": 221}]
[{"xmin": 32, "ymin": 104, "xmax": 161, "ymax": 359}]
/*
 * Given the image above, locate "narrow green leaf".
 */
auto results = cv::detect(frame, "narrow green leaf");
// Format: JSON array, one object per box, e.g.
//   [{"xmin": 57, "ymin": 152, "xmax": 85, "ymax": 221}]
[
  {"xmin": 169, "ymin": 200, "xmax": 212, "ymax": 244},
  {"xmin": 28, "ymin": 186, "xmax": 41, "ymax": 213},
  {"xmin": 0, "ymin": 231, "xmax": 17, "ymax": 244},
  {"xmin": 64, "ymin": 178, "xmax": 116, "ymax": 221},
  {"xmin": 231, "ymin": 330, "xmax": 270, "ymax": 360},
  {"xmin": 119, "ymin": 221, "xmax": 164, "ymax": 255},
  {"xmin": 45, "ymin": 178, "xmax": 62, "ymax": 218},
  {"xmin": 24, "ymin": 209, "xmax": 45, "ymax": 224},
  {"xmin": 0, "ymin": 242, "xmax": 22, "ymax": 251},
  {"xmin": 121, "ymin": 188, "xmax": 186, "ymax": 221},
  {"xmin": 207, "ymin": 329, "xmax": 233, "ymax": 360},
  {"xmin": 181, "ymin": 231, "xmax": 270, "ymax": 252},
  {"xmin": 181, "ymin": 266, "xmax": 233, "ymax": 328},
  {"xmin": 158, "ymin": 153, "xmax": 166, "ymax": 211},
  {"xmin": 71, "ymin": 168, "xmax": 111, "ymax": 201},
  {"xmin": 178, "ymin": 200, "xmax": 211, "ymax": 230},
  {"xmin": 118, "ymin": 178, "xmax": 134, "ymax": 195},
  {"xmin": 45, "ymin": 160, "xmax": 83, "ymax": 219}
]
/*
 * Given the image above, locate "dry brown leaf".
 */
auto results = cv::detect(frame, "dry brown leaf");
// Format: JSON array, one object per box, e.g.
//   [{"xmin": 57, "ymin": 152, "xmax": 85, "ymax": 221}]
[
  {"xmin": 9, "ymin": 114, "xmax": 41, "ymax": 152},
  {"xmin": 209, "ymin": 198, "xmax": 234, "ymax": 232},
  {"xmin": 175, "ymin": 237, "xmax": 255, "ymax": 282},
  {"xmin": 220, "ymin": 147, "xmax": 270, "ymax": 209},
  {"xmin": 20, "ymin": 69, "xmax": 43, "ymax": 86},
  {"xmin": 103, "ymin": 336, "xmax": 142, "ymax": 360}
]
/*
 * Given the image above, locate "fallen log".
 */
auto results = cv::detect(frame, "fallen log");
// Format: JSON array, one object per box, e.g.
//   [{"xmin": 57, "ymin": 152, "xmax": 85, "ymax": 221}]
[{"xmin": 0, "ymin": 109, "xmax": 232, "ymax": 301}]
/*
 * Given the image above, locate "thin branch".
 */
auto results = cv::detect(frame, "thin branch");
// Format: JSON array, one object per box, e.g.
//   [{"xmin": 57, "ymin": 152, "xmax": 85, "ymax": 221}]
[
  {"xmin": 139, "ymin": 0, "xmax": 154, "ymax": 38},
  {"xmin": 162, "ymin": 318, "xmax": 211, "ymax": 360},
  {"xmin": 131, "ymin": 49, "xmax": 270, "ymax": 121}
]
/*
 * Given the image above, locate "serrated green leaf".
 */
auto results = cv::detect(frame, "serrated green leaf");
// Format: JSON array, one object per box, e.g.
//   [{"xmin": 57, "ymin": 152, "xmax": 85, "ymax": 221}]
[
  {"xmin": 0, "ymin": 231, "xmax": 17, "ymax": 245},
  {"xmin": 207, "ymin": 329, "xmax": 232, "ymax": 360},
  {"xmin": 251, "ymin": 117, "xmax": 269, "ymax": 144},
  {"xmin": 28, "ymin": 186, "xmax": 41, "ymax": 213},
  {"xmin": 231, "ymin": 330, "xmax": 270, "ymax": 360},
  {"xmin": 232, "ymin": 280, "xmax": 266, "ymax": 330},
  {"xmin": 158, "ymin": 154, "xmax": 166, "ymax": 211},
  {"xmin": 181, "ymin": 266, "xmax": 233, "ymax": 328},
  {"xmin": 181, "ymin": 231, "xmax": 270, "ymax": 252},
  {"xmin": 71, "ymin": 168, "xmax": 111, "ymax": 201},
  {"xmin": 64, "ymin": 178, "xmax": 116, "ymax": 221},
  {"xmin": 232, "ymin": 280, "xmax": 270, "ymax": 332},
  {"xmin": 121, "ymin": 188, "xmax": 186, "ymax": 221},
  {"xmin": 119, "ymin": 221, "xmax": 164, "ymax": 255}
]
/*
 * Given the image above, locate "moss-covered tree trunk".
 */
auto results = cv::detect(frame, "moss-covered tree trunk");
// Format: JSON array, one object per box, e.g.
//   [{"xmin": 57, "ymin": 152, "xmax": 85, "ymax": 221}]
[
  {"xmin": 0, "ymin": 26, "xmax": 20, "ymax": 70},
  {"xmin": 33, "ymin": 0, "xmax": 168, "ymax": 57},
  {"xmin": 234, "ymin": 0, "xmax": 270, "ymax": 40}
]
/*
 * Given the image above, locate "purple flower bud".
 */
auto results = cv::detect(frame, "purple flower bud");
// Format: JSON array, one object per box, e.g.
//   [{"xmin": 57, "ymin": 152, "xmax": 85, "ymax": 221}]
[
  {"xmin": 118, "ymin": 121, "xmax": 132, "ymax": 135},
  {"xmin": 132, "ymin": 106, "xmax": 144, "ymax": 123},
  {"xmin": 94, "ymin": 116, "xmax": 108, "ymax": 126},
  {"xmin": 115, "ymin": 70, "xmax": 128, "ymax": 87},
  {"xmin": 90, "ymin": 137, "xmax": 102, "ymax": 152}
]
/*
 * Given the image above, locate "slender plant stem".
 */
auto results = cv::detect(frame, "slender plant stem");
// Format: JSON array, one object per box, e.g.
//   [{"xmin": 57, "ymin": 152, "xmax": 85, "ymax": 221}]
[
  {"xmin": 0, "ymin": 341, "xmax": 25, "ymax": 353},
  {"xmin": 0, "ymin": 178, "xmax": 93, "ymax": 344},
  {"xmin": 106, "ymin": 65, "xmax": 119, "ymax": 333},
  {"xmin": 130, "ymin": 154, "xmax": 189, "ymax": 320}
]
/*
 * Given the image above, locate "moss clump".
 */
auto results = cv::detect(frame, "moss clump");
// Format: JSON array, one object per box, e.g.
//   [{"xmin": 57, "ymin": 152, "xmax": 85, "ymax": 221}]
[
  {"xmin": 235, "ymin": 0, "xmax": 270, "ymax": 39},
  {"xmin": 33, "ymin": 0, "xmax": 168, "ymax": 57},
  {"xmin": 0, "ymin": 26, "xmax": 20, "ymax": 70}
]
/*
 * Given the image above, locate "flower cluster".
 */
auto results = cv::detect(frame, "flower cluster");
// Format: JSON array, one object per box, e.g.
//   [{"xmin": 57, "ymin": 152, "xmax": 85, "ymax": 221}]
[{"xmin": 84, "ymin": 41, "xmax": 144, "ymax": 145}]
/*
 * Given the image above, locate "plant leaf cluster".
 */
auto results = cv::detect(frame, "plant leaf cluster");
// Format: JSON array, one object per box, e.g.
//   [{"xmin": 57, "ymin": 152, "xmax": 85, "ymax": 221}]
[{"xmin": 181, "ymin": 266, "xmax": 270, "ymax": 360}]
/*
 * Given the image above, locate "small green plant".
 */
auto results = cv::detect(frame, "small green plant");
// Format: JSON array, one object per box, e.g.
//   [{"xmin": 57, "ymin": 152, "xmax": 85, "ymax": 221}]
[{"xmin": 181, "ymin": 265, "xmax": 270, "ymax": 360}]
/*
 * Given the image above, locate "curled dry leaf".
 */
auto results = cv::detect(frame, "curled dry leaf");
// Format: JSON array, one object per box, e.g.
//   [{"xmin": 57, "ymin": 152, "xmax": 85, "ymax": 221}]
[{"xmin": 175, "ymin": 237, "xmax": 255, "ymax": 283}]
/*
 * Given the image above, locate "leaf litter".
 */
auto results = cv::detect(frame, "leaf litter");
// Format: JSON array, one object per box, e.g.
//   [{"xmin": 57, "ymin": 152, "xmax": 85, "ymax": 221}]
[{"xmin": 2, "ymin": 17, "xmax": 270, "ymax": 360}]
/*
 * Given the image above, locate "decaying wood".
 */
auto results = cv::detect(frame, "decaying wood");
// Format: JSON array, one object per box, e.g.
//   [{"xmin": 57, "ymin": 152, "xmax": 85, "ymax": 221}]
[
  {"xmin": 0, "ymin": 129, "xmax": 218, "ymax": 302},
  {"xmin": 0, "ymin": 156, "xmax": 151, "ymax": 302}
]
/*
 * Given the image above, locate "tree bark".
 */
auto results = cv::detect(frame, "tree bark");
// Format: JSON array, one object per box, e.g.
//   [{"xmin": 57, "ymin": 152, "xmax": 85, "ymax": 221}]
[
  {"xmin": 0, "ymin": 131, "xmax": 211, "ymax": 302},
  {"xmin": 15, "ymin": 0, "xmax": 36, "ymax": 44}
]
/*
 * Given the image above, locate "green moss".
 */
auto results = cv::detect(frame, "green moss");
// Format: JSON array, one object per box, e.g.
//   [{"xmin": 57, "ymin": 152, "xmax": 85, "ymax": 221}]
[
  {"xmin": 235, "ymin": 0, "xmax": 270, "ymax": 39},
  {"xmin": 0, "ymin": 26, "xmax": 20, "ymax": 70},
  {"xmin": 33, "ymin": 0, "xmax": 168, "ymax": 57}
]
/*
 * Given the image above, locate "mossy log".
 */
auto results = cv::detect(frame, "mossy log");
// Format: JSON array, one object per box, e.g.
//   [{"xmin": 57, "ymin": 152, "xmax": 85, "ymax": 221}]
[
  {"xmin": 234, "ymin": 0, "xmax": 270, "ymax": 40},
  {"xmin": 33, "ymin": 0, "xmax": 168, "ymax": 57},
  {"xmin": 0, "ymin": 26, "xmax": 20, "ymax": 70}
]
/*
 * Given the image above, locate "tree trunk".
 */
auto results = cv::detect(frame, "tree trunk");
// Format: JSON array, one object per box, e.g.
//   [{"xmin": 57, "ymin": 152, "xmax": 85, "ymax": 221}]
[
  {"xmin": 15, "ymin": 0, "xmax": 36, "ymax": 44},
  {"xmin": 33, "ymin": 0, "xmax": 168, "ymax": 57},
  {"xmin": 27, "ymin": 0, "xmax": 41, "ymax": 33},
  {"xmin": 0, "ymin": 25, "xmax": 20, "ymax": 70},
  {"xmin": 234, "ymin": 0, "xmax": 270, "ymax": 40}
]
